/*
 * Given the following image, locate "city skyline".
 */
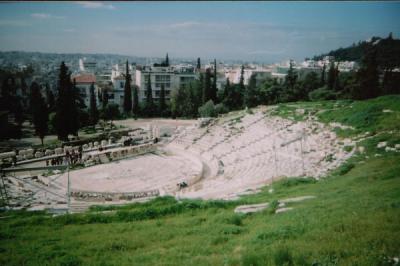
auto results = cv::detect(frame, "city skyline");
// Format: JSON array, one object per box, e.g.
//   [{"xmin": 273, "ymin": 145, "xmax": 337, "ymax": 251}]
[{"xmin": 0, "ymin": 1, "xmax": 399, "ymax": 63}]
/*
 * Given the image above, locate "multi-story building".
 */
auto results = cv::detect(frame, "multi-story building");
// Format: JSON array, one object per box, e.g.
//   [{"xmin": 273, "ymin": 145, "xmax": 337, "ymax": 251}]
[
  {"xmin": 135, "ymin": 65, "xmax": 197, "ymax": 103},
  {"xmin": 79, "ymin": 58, "xmax": 97, "ymax": 74}
]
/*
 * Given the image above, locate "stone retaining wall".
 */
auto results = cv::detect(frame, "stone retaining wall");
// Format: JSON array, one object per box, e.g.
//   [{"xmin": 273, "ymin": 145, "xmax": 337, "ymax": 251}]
[{"xmin": 70, "ymin": 189, "xmax": 160, "ymax": 202}]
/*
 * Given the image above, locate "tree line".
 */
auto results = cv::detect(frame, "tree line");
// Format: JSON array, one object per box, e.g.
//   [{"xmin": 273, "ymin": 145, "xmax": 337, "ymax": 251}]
[{"xmin": 1, "ymin": 39, "xmax": 399, "ymax": 144}]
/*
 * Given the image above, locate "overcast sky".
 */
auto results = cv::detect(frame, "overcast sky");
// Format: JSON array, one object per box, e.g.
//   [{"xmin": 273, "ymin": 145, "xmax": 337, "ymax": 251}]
[{"xmin": 0, "ymin": 1, "xmax": 399, "ymax": 63}]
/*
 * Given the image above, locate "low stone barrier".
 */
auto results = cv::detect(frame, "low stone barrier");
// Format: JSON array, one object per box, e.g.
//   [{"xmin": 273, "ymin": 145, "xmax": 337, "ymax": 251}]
[{"xmin": 70, "ymin": 189, "xmax": 160, "ymax": 202}]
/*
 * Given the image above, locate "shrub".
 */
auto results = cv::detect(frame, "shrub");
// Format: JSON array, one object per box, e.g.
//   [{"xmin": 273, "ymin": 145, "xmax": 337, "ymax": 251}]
[
  {"xmin": 279, "ymin": 177, "xmax": 316, "ymax": 188},
  {"xmin": 269, "ymin": 200, "xmax": 279, "ymax": 214},
  {"xmin": 198, "ymin": 100, "xmax": 217, "ymax": 117},
  {"xmin": 225, "ymin": 214, "xmax": 243, "ymax": 226},
  {"xmin": 337, "ymin": 163, "xmax": 355, "ymax": 175},
  {"xmin": 221, "ymin": 225, "xmax": 242, "ymax": 235},
  {"xmin": 59, "ymin": 254, "xmax": 82, "ymax": 266},
  {"xmin": 274, "ymin": 246, "xmax": 293, "ymax": 266},
  {"xmin": 215, "ymin": 103, "xmax": 229, "ymax": 115},
  {"xmin": 309, "ymin": 87, "xmax": 336, "ymax": 101}
]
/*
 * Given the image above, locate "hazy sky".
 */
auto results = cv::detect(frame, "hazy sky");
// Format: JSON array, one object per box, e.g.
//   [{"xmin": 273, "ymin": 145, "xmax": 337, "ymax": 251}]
[{"xmin": 0, "ymin": 1, "xmax": 399, "ymax": 62}]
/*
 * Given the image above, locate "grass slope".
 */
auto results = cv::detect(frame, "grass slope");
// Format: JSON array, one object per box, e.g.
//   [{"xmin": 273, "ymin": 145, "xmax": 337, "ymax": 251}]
[{"xmin": 1, "ymin": 96, "xmax": 400, "ymax": 266}]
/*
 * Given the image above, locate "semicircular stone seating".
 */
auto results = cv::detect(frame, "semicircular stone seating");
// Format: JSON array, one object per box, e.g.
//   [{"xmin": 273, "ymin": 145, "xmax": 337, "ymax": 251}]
[{"xmin": 168, "ymin": 110, "xmax": 350, "ymax": 199}]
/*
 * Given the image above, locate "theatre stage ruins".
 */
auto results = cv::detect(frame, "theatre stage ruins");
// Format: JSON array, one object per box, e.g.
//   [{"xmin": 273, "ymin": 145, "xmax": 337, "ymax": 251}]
[{"xmin": 1, "ymin": 106, "xmax": 355, "ymax": 213}]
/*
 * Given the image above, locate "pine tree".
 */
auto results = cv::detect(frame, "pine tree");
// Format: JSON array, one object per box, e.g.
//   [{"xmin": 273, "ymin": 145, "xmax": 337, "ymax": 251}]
[
  {"xmin": 212, "ymin": 59, "xmax": 218, "ymax": 102},
  {"xmin": 123, "ymin": 60, "xmax": 132, "ymax": 114},
  {"xmin": 89, "ymin": 82, "xmax": 99, "ymax": 126},
  {"xmin": 132, "ymin": 85, "xmax": 139, "ymax": 116},
  {"xmin": 355, "ymin": 46, "xmax": 380, "ymax": 99},
  {"xmin": 196, "ymin": 57, "xmax": 201, "ymax": 70},
  {"xmin": 159, "ymin": 83, "xmax": 166, "ymax": 116},
  {"xmin": 30, "ymin": 82, "xmax": 48, "ymax": 145}
]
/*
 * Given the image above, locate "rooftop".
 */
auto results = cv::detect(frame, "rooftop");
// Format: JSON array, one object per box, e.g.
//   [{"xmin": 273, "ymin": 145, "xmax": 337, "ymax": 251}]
[{"xmin": 72, "ymin": 74, "xmax": 96, "ymax": 84}]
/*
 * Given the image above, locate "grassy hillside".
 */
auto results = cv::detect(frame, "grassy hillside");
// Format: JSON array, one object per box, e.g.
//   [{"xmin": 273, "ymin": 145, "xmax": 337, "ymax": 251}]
[{"xmin": 1, "ymin": 96, "xmax": 399, "ymax": 266}]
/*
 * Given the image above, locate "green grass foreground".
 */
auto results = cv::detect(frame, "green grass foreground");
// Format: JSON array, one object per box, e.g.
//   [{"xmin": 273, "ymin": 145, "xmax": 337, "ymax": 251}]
[{"xmin": 1, "ymin": 96, "xmax": 400, "ymax": 265}]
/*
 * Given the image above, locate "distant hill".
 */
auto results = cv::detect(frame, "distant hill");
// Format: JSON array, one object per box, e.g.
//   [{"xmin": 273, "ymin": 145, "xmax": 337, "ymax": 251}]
[{"xmin": 313, "ymin": 33, "xmax": 400, "ymax": 69}]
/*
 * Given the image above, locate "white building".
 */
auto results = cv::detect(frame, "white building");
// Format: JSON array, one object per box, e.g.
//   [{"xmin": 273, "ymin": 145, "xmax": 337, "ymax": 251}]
[
  {"xmin": 135, "ymin": 65, "xmax": 197, "ymax": 103},
  {"xmin": 72, "ymin": 74, "xmax": 99, "ymax": 108},
  {"xmin": 79, "ymin": 58, "xmax": 97, "ymax": 74}
]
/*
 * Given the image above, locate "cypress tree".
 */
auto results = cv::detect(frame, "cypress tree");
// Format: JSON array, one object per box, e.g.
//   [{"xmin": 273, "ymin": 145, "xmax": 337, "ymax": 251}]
[
  {"xmin": 239, "ymin": 65, "xmax": 245, "ymax": 91},
  {"xmin": 223, "ymin": 78, "xmax": 230, "ymax": 100},
  {"xmin": 30, "ymin": 82, "xmax": 48, "ymax": 145},
  {"xmin": 333, "ymin": 64, "xmax": 341, "ymax": 92},
  {"xmin": 132, "ymin": 85, "xmax": 139, "ymax": 116},
  {"xmin": 89, "ymin": 82, "xmax": 99, "ymax": 126},
  {"xmin": 165, "ymin": 53, "xmax": 169, "ymax": 67},
  {"xmin": 212, "ymin": 59, "xmax": 217, "ymax": 102},
  {"xmin": 102, "ymin": 89, "xmax": 109, "ymax": 109},
  {"xmin": 320, "ymin": 64, "xmax": 326, "ymax": 86},
  {"xmin": 327, "ymin": 61, "xmax": 336, "ymax": 90},
  {"xmin": 159, "ymin": 83, "xmax": 166, "ymax": 116},
  {"xmin": 55, "ymin": 62, "xmax": 70, "ymax": 140},
  {"xmin": 203, "ymin": 68, "xmax": 212, "ymax": 104},
  {"xmin": 44, "ymin": 83, "xmax": 55, "ymax": 113},
  {"xmin": 196, "ymin": 57, "xmax": 201, "ymax": 70},
  {"xmin": 123, "ymin": 60, "xmax": 132, "ymax": 114},
  {"xmin": 145, "ymin": 73, "xmax": 154, "ymax": 116},
  {"xmin": 70, "ymin": 79, "xmax": 80, "ymax": 137}
]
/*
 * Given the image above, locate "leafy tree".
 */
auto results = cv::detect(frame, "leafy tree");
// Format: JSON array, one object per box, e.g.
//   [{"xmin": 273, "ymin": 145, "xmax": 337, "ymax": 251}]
[
  {"xmin": 100, "ymin": 103, "xmax": 121, "ymax": 121},
  {"xmin": 263, "ymin": 81, "xmax": 284, "ymax": 105},
  {"xmin": 89, "ymin": 82, "xmax": 99, "ymax": 126},
  {"xmin": 309, "ymin": 86, "xmax": 336, "ymax": 101},
  {"xmin": 30, "ymin": 82, "xmax": 48, "ymax": 145},
  {"xmin": 171, "ymin": 84, "xmax": 196, "ymax": 118},
  {"xmin": 198, "ymin": 100, "xmax": 216, "ymax": 117},
  {"xmin": 284, "ymin": 60, "xmax": 298, "ymax": 101},
  {"xmin": 123, "ymin": 60, "xmax": 132, "ymax": 114},
  {"xmin": 244, "ymin": 74, "xmax": 258, "ymax": 108},
  {"xmin": 223, "ymin": 83, "xmax": 243, "ymax": 110},
  {"xmin": 301, "ymin": 71, "xmax": 320, "ymax": 99},
  {"xmin": 188, "ymin": 76, "xmax": 203, "ymax": 115}
]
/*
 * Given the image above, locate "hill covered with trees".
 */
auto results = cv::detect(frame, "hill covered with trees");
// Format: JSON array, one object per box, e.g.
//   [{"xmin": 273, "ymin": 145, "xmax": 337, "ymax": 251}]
[{"xmin": 313, "ymin": 33, "xmax": 400, "ymax": 69}]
